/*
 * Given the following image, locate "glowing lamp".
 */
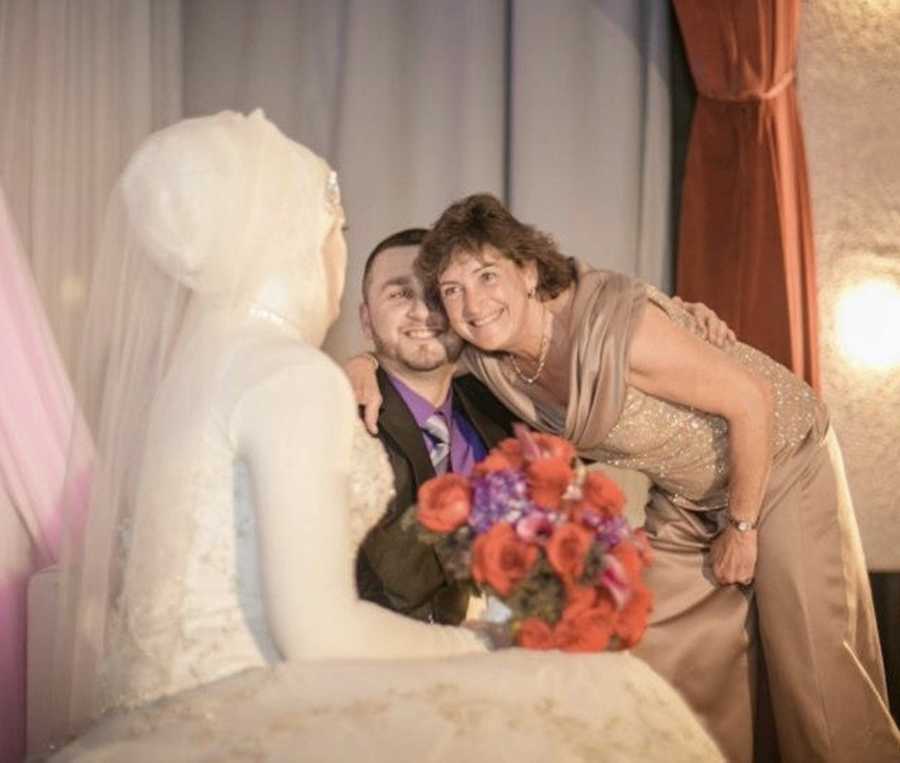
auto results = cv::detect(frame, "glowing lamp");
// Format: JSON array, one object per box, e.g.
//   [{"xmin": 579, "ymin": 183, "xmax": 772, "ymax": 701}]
[{"xmin": 835, "ymin": 277, "xmax": 900, "ymax": 370}]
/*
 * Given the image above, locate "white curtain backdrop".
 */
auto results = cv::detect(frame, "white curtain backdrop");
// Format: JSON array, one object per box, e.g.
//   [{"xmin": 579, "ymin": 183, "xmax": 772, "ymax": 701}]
[
  {"xmin": 181, "ymin": 0, "xmax": 675, "ymax": 360},
  {"xmin": 0, "ymin": 0, "xmax": 181, "ymax": 376},
  {"xmin": 0, "ymin": 4, "xmax": 180, "ymax": 758},
  {"xmin": 509, "ymin": 2, "xmax": 673, "ymax": 288}
]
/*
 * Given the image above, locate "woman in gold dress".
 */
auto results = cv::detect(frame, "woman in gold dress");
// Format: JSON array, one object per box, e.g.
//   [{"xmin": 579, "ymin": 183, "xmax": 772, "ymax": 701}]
[{"xmin": 356, "ymin": 193, "xmax": 899, "ymax": 763}]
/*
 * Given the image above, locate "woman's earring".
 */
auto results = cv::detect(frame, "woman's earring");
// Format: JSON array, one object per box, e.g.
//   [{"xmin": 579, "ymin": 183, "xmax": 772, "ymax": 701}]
[{"xmin": 527, "ymin": 286, "xmax": 536, "ymax": 299}]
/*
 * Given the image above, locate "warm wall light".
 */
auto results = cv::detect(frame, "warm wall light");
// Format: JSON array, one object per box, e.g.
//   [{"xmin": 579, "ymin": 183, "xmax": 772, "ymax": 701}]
[{"xmin": 835, "ymin": 277, "xmax": 900, "ymax": 370}]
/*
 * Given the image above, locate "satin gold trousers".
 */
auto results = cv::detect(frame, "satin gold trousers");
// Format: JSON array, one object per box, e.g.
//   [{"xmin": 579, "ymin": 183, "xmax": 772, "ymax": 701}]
[{"xmin": 634, "ymin": 428, "xmax": 900, "ymax": 763}]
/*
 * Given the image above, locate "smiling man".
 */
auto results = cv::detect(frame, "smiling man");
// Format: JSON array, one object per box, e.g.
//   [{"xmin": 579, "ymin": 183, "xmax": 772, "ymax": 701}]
[{"xmin": 354, "ymin": 228, "xmax": 518, "ymax": 624}]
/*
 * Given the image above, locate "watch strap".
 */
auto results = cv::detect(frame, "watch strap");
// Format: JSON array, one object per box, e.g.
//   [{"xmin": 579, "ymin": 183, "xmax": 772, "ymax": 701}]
[{"xmin": 725, "ymin": 512, "xmax": 758, "ymax": 532}]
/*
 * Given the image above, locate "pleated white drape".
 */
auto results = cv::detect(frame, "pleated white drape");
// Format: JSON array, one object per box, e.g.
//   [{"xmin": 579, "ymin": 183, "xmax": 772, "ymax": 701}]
[
  {"xmin": 508, "ymin": 2, "xmax": 673, "ymax": 288},
  {"xmin": 0, "ymin": 3, "xmax": 180, "ymax": 759},
  {"xmin": 0, "ymin": 0, "xmax": 181, "ymax": 376}
]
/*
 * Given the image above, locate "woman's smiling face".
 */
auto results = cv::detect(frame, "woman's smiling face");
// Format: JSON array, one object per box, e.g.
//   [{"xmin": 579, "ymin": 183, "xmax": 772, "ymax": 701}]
[{"xmin": 437, "ymin": 244, "xmax": 538, "ymax": 352}]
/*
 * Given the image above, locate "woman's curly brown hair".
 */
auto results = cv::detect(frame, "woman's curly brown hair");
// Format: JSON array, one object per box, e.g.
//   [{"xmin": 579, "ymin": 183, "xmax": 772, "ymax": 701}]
[{"xmin": 417, "ymin": 194, "xmax": 574, "ymax": 303}]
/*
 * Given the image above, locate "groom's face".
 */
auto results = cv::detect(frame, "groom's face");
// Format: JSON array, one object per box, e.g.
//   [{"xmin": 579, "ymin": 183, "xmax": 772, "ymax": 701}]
[{"xmin": 360, "ymin": 246, "xmax": 464, "ymax": 373}]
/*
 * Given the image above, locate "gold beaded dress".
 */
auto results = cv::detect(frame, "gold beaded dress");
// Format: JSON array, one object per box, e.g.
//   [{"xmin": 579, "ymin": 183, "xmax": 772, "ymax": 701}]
[{"xmin": 464, "ymin": 261, "xmax": 899, "ymax": 763}]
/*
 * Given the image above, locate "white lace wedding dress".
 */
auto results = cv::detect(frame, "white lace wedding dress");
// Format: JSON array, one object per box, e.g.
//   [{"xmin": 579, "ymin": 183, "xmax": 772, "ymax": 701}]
[{"xmin": 51, "ymin": 341, "xmax": 722, "ymax": 762}]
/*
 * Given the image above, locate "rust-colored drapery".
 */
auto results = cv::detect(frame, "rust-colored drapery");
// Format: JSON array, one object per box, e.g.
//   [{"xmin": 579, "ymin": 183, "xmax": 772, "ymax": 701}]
[{"xmin": 673, "ymin": 0, "xmax": 820, "ymax": 391}]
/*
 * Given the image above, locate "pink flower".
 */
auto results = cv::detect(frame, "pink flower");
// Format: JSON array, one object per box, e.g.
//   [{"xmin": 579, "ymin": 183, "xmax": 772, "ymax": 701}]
[
  {"xmin": 600, "ymin": 554, "xmax": 631, "ymax": 610},
  {"xmin": 515, "ymin": 510, "xmax": 554, "ymax": 544}
]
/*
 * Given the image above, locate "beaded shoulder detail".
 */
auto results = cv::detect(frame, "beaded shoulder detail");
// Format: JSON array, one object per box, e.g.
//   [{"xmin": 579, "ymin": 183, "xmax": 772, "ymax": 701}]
[{"xmin": 597, "ymin": 283, "xmax": 823, "ymax": 507}]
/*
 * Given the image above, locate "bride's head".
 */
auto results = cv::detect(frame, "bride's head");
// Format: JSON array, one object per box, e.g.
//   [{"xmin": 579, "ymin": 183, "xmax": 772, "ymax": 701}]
[{"xmin": 120, "ymin": 109, "xmax": 346, "ymax": 341}]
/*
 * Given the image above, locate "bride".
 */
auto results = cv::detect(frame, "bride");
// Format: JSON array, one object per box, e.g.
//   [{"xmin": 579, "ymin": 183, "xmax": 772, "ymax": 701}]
[{"xmin": 45, "ymin": 110, "xmax": 721, "ymax": 761}]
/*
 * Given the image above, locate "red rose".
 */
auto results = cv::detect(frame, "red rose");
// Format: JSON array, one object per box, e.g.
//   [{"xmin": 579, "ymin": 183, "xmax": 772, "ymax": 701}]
[
  {"xmin": 471, "ymin": 522, "xmax": 540, "ymax": 596},
  {"xmin": 531, "ymin": 433, "xmax": 576, "ymax": 463},
  {"xmin": 582, "ymin": 471, "xmax": 625, "ymax": 518},
  {"xmin": 564, "ymin": 502, "xmax": 589, "ymax": 524},
  {"xmin": 546, "ymin": 522, "xmax": 594, "ymax": 582},
  {"xmin": 527, "ymin": 458, "xmax": 574, "ymax": 510},
  {"xmin": 612, "ymin": 539, "xmax": 643, "ymax": 581},
  {"xmin": 562, "ymin": 584, "xmax": 597, "ymax": 620},
  {"xmin": 473, "ymin": 449, "xmax": 518, "ymax": 477},
  {"xmin": 632, "ymin": 528, "xmax": 654, "ymax": 566},
  {"xmin": 517, "ymin": 618, "xmax": 555, "ymax": 650},
  {"xmin": 613, "ymin": 583, "xmax": 653, "ymax": 648},
  {"xmin": 417, "ymin": 474, "xmax": 471, "ymax": 533},
  {"xmin": 553, "ymin": 605, "xmax": 614, "ymax": 653},
  {"xmin": 495, "ymin": 437, "xmax": 526, "ymax": 471},
  {"xmin": 593, "ymin": 589, "xmax": 617, "ymax": 617}
]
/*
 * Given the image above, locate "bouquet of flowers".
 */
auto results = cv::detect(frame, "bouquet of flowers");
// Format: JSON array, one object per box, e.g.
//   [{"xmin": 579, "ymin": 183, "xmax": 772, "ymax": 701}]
[{"xmin": 406, "ymin": 425, "xmax": 653, "ymax": 652}]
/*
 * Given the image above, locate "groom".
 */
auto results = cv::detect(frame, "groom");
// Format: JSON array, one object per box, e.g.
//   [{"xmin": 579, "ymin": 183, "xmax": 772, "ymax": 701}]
[{"xmin": 354, "ymin": 228, "xmax": 518, "ymax": 625}]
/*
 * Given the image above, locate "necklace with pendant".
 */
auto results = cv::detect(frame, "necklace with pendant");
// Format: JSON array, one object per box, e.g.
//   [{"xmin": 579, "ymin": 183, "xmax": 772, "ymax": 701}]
[{"xmin": 508, "ymin": 306, "xmax": 551, "ymax": 385}]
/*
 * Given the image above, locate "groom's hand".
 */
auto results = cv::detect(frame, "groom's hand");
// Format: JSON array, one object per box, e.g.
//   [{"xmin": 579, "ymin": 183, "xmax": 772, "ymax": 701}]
[
  {"xmin": 673, "ymin": 297, "xmax": 736, "ymax": 348},
  {"xmin": 343, "ymin": 352, "xmax": 382, "ymax": 435}
]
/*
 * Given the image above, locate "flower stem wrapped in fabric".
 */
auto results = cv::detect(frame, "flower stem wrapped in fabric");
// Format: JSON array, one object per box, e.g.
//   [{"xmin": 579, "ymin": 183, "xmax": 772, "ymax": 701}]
[{"xmin": 406, "ymin": 425, "xmax": 653, "ymax": 652}]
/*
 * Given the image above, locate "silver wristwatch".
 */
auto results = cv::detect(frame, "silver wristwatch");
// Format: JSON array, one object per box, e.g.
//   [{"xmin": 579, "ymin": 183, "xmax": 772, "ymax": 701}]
[{"xmin": 725, "ymin": 513, "xmax": 757, "ymax": 533}]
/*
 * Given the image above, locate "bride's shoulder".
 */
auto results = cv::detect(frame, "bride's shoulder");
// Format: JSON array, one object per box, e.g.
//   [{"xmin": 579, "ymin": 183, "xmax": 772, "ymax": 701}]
[{"xmin": 223, "ymin": 338, "xmax": 354, "ymax": 422}]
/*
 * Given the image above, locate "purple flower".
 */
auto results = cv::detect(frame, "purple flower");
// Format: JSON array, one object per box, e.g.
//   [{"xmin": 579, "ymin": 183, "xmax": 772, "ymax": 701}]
[
  {"xmin": 469, "ymin": 469, "xmax": 535, "ymax": 534},
  {"xmin": 591, "ymin": 515, "xmax": 630, "ymax": 550}
]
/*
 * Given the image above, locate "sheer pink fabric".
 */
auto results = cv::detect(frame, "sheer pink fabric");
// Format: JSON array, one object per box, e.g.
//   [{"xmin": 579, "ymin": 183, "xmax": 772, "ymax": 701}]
[{"xmin": 0, "ymin": 189, "xmax": 82, "ymax": 763}]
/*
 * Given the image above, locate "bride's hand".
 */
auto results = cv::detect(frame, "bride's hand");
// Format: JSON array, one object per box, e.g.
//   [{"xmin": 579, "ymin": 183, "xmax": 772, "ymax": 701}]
[
  {"xmin": 343, "ymin": 353, "xmax": 383, "ymax": 434},
  {"xmin": 672, "ymin": 297, "xmax": 736, "ymax": 348},
  {"xmin": 709, "ymin": 526, "xmax": 758, "ymax": 587}
]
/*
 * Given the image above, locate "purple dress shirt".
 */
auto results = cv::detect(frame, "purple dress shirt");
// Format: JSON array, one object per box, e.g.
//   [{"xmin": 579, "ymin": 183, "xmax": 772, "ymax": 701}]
[{"xmin": 387, "ymin": 374, "xmax": 487, "ymax": 476}]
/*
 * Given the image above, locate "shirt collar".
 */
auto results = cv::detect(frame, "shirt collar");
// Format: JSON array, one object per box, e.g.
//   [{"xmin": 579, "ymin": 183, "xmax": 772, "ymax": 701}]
[{"xmin": 387, "ymin": 372, "xmax": 453, "ymax": 429}]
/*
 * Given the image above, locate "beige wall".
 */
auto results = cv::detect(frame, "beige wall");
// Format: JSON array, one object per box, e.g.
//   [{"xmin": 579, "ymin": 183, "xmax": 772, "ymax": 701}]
[{"xmin": 799, "ymin": 0, "xmax": 900, "ymax": 570}]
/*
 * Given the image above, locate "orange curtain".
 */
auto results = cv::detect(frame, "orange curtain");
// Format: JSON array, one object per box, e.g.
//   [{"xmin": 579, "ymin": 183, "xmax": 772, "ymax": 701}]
[{"xmin": 673, "ymin": 0, "xmax": 820, "ymax": 391}]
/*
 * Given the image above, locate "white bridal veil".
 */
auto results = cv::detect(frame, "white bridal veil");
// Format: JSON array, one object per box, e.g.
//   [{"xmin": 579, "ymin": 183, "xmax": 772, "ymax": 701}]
[{"xmin": 49, "ymin": 110, "xmax": 338, "ymax": 746}]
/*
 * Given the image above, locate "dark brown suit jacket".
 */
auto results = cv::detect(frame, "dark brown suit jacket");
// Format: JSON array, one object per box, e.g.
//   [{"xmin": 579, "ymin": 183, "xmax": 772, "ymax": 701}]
[{"xmin": 355, "ymin": 369, "xmax": 517, "ymax": 624}]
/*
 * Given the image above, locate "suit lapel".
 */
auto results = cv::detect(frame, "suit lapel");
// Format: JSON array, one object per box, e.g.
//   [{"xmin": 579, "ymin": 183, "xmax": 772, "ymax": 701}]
[
  {"xmin": 376, "ymin": 368, "xmax": 435, "ymax": 488},
  {"xmin": 453, "ymin": 378, "xmax": 512, "ymax": 451}
]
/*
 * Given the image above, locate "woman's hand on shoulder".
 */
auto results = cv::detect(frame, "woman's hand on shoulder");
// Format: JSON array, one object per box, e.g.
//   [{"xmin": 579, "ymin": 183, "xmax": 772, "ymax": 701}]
[
  {"xmin": 343, "ymin": 353, "xmax": 382, "ymax": 435},
  {"xmin": 671, "ymin": 296, "xmax": 736, "ymax": 348}
]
